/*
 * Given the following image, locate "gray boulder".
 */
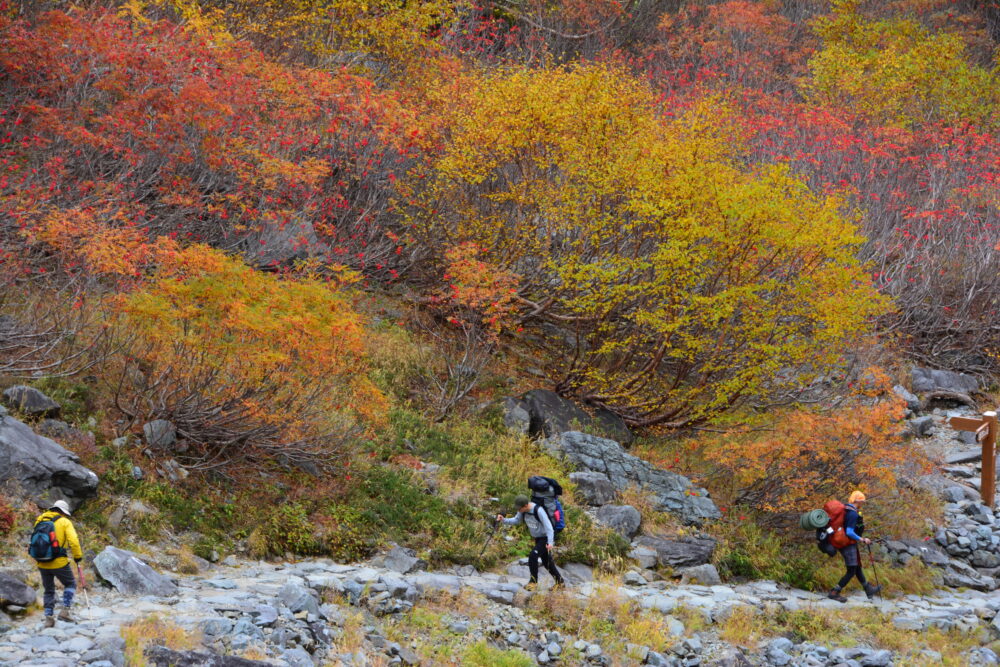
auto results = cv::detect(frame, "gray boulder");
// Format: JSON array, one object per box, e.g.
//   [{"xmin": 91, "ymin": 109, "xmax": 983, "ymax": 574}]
[
  {"xmin": 594, "ymin": 505, "xmax": 641, "ymax": 539},
  {"xmin": 892, "ymin": 385, "xmax": 920, "ymax": 412},
  {"xmin": 145, "ymin": 645, "xmax": 272, "ymax": 666},
  {"xmin": 570, "ymin": 472, "xmax": 616, "ymax": 506},
  {"xmin": 278, "ymin": 581, "xmax": 320, "ymax": 618},
  {"xmin": 143, "ymin": 420, "xmax": 177, "ymax": 450},
  {"xmin": 0, "ymin": 572, "xmax": 35, "ymax": 607},
  {"xmin": 633, "ymin": 535, "xmax": 716, "ymax": 568},
  {"xmin": 93, "ymin": 546, "xmax": 178, "ymax": 597},
  {"xmin": 912, "ymin": 367, "xmax": 979, "ymax": 394},
  {"xmin": 898, "ymin": 539, "xmax": 950, "ymax": 567},
  {"xmin": 506, "ymin": 390, "xmax": 634, "ymax": 445},
  {"xmin": 502, "ymin": 397, "xmax": 532, "ymax": 434},
  {"xmin": 908, "ymin": 416, "xmax": 934, "ymax": 437},
  {"xmin": 381, "ymin": 546, "xmax": 427, "ymax": 574},
  {"xmin": 0, "ymin": 414, "xmax": 99, "ymax": 510},
  {"xmin": 677, "ymin": 563, "xmax": 722, "ymax": 585},
  {"xmin": 1, "ymin": 385, "xmax": 60, "ymax": 417},
  {"xmin": 972, "ymin": 550, "xmax": 1000, "ymax": 569},
  {"xmin": 544, "ymin": 431, "xmax": 720, "ymax": 525}
]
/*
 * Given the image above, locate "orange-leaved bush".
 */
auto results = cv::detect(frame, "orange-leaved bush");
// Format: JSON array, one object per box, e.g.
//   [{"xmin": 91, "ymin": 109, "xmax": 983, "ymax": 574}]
[
  {"xmin": 700, "ymin": 369, "xmax": 924, "ymax": 514},
  {"xmin": 403, "ymin": 62, "xmax": 889, "ymax": 428},
  {"xmin": 110, "ymin": 242, "xmax": 385, "ymax": 471},
  {"xmin": 0, "ymin": 7, "xmax": 414, "ymax": 283}
]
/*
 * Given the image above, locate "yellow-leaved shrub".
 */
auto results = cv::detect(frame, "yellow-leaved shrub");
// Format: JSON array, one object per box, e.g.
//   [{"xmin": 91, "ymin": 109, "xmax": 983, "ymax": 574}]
[
  {"xmin": 403, "ymin": 62, "xmax": 889, "ymax": 428},
  {"xmin": 110, "ymin": 241, "xmax": 385, "ymax": 471}
]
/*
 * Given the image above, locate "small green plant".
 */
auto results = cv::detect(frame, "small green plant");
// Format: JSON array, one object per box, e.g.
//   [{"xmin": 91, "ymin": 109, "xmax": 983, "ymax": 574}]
[
  {"xmin": 713, "ymin": 515, "xmax": 818, "ymax": 589},
  {"xmin": 320, "ymin": 505, "xmax": 371, "ymax": 562},
  {"xmin": 248, "ymin": 502, "xmax": 318, "ymax": 558},
  {"xmin": 461, "ymin": 641, "xmax": 535, "ymax": 667}
]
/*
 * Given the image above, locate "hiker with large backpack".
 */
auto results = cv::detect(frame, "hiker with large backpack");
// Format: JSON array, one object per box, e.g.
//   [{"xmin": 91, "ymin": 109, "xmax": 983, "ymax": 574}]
[
  {"xmin": 826, "ymin": 490, "xmax": 881, "ymax": 602},
  {"xmin": 29, "ymin": 500, "xmax": 84, "ymax": 627},
  {"xmin": 495, "ymin": 481, "xmax": 566, "ymax": 590}
]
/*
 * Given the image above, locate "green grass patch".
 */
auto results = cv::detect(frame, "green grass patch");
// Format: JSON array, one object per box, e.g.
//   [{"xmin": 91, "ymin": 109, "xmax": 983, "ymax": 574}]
[{"xmin": 461, "ymin": 642, "xmax": 535, "ymax": 667}]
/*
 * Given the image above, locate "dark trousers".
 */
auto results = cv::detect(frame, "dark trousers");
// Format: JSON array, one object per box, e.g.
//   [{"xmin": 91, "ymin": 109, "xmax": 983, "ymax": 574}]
[
  {"xmin": 528, "ymin": 537, "xmax": 563, "ymax": 584},
  {"xmin": 39, "ymin": 564, "xmax": 76, "ymax": 615},
  {"xmin": 836, "ymin": 545, "xmax": 867, "ymax": 589}
]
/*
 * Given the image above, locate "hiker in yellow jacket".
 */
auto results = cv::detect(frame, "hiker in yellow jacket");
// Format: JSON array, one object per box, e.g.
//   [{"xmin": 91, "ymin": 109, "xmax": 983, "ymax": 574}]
[{"xmin": 31, "ymin": 500, "xmax": 83, "ymax": 627}]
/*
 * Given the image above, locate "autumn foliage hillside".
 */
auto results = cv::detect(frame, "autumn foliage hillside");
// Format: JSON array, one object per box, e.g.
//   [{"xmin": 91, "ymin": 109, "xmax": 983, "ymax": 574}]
[{"xmin": 0, "ymin": 0, "xmax": 997, "ymax": 566}]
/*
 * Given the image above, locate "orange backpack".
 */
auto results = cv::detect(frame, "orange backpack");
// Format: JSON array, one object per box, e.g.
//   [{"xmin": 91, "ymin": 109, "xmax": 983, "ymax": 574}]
[{"xmin": 824, "ymin": 500, "xmax": 856, "ymax": 549}]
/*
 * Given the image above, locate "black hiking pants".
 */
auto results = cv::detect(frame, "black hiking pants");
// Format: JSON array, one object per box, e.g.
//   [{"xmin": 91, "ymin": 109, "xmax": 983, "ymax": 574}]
[
  {"xmin": 39, "ymin": 564, "xmax": 76, "ymax": 615},
  {"xmin": 528, "ymin": 536, "xmax": 563, "ymax": 584},
  {"xmin": 836, "ymin": 544, "xmax": 867, "ymax": 589}
]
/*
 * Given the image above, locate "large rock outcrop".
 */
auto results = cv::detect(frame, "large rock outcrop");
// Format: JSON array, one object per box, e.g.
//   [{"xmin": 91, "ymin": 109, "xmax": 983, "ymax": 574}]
[
  {"xmin": 0, "ymin": 413, "xmax": 98, "ymax": 510},
  {"xmin": 94, "ymin": 546, "xmax": 178, "ymax": 597},
  {"xmin": 543, "ymin": 431, "xmax": 720, "ymax": 526},
  {"xmin": 145, "ymin": 645, "xmax": 273, "ymax": 667},
  {"xmin": 503, "ymin": 390, "xmax": 634, "ymax": 445},
  {"xmin": 911, "ymin": 368, "xmax": 979, "ymax": 394},
  {"xmin": 632, "ymin": 535, "xmax": 717, "ymax": 568}
]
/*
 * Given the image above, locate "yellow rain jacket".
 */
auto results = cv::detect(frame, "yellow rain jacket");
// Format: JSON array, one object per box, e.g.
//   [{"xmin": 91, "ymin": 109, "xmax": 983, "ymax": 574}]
[{"xmin": 32, "ymin": 511, "xmax": 82, "ymax": 570}]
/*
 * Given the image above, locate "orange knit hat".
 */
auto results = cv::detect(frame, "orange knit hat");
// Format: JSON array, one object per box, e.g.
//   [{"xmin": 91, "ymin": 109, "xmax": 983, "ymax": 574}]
[{"xmin": 848, "ymin": 490, "xmax": 867, "ymax": 503}]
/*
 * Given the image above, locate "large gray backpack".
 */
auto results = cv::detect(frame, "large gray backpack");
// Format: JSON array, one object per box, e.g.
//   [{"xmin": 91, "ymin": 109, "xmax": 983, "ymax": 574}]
[{"xmin": 527, "ymin": 476, "xmax": 565, "ymax": 535}]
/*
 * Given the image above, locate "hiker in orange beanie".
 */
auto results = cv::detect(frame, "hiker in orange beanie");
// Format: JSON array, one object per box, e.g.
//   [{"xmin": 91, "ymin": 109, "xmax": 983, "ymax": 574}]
[{"xmin": 828, "ymin": 490, "xmax": 881, "ymax": 602}]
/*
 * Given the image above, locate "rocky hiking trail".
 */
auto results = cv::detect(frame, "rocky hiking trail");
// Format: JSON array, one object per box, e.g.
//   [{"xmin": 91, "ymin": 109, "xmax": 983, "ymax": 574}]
[{"xmin": 2, "ymin": 547, "xmax": 1000, "ymax": 667}]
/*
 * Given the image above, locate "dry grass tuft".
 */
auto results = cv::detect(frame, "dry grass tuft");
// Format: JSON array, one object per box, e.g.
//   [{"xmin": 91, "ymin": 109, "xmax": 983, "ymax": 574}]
[
  {"xmin": 718, "ymin": 604, "xmax": 982, "ymax": 664},
  {"xmin": 122, "ymin": 615, "xmax": 197, "ymax": 666}
]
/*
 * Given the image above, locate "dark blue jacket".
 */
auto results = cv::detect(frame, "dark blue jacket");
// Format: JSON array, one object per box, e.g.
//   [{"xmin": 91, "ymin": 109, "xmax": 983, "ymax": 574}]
[{"xmin": 844, "ymin": 503, "xmax": 862, "ymax": 541}]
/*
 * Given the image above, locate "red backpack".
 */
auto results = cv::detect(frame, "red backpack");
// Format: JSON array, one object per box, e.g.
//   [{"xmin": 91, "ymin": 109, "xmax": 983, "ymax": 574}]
[{"xmin": 824, "ymin": 500, "xmax": 856, "ymax": 549}]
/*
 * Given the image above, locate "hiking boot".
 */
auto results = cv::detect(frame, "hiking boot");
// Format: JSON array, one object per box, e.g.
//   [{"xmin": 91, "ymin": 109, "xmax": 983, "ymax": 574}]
[
  {"xmin": 43, "ymin": 615, "xmax": 55, "ymax": 628},
  {"xmin": 551, "ymin": 580, "xmax": 566, "ymax": 589},
  {"xmin": 57, "ymin": 608, "xmax": 74, "ymax": 623},
  {"xmin": 864, "ymin": 583, "xmax": 882, "ymax": 600},
  {"xmin": 524, "ymin": 582, "xmax": 537, "ymax": 592},
  {"xmin": 827, "ymin": 589, "xmax": 847, "ymax": 603}
]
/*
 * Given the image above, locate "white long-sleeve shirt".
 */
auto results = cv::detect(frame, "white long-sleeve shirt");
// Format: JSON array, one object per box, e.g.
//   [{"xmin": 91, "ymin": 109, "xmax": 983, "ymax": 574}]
[{"xmin": 502, "ymin": 502, "xmax": 554, "ymax": 545}]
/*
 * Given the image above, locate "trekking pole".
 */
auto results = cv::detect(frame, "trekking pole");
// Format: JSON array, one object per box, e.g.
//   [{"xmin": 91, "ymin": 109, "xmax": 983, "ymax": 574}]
[
  {"xmin": 477, "ymin": 517, "xmax": 501, "ymax": 560},
  {"xmin": 866, "ymin": 542, "xmax": 883, "ymax": 602},
  {"xmin": 76, "ymin": 562, "xmax": 92, "ymax": 620}
]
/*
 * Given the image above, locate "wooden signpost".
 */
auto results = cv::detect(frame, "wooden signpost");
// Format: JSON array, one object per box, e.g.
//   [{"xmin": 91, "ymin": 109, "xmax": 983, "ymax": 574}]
[{"xmin": 949, "ymin": 411, "xmax": 998, "ymax": 507}]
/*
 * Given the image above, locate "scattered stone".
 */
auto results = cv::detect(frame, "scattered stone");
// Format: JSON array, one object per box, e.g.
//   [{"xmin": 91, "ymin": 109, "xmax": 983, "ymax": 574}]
[
  {"xmin": 966, "ymin": 503, "xmax": 995, "ymax": 525},
  {"xmin": 278, "ymin": 582, "xmax": 320, "ymax": 618},
  {"xmin": 93, "ymin": 546, "xmax": 178, "ymax": 597},
  {"xmin": 893, "ymin": 385, "xmax": 920, "ymax": 412},
  {"xmin": 946, "ymin": 449, "xmax": 983, "ymax": 465},
  {"xmin": 1, "ymin": 385, "xmax": 60, "ymax": 417},
  {"xmin": 396, "ymin": 645, "xmax": 421, "ymax": 665},
  {"xmin": 908, "ymin": 415, "xmax": 934, "ymax": 437},
  {"xmin": 143, "ymin": 420, "xmax": 177, "ymax": 450}
]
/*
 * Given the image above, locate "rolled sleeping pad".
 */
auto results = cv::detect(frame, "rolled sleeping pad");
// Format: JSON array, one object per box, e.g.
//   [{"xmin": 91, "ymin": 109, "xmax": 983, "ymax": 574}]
[{"xmin": 800, "ymin": 509, "xmax": 830, "ymax": 530}]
